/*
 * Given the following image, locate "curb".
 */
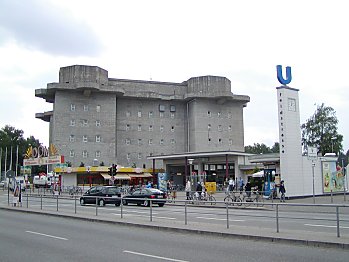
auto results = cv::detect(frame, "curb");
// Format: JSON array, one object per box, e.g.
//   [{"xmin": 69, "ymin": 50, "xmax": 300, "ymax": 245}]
[{"xmin": 1, "ymin": 206, "xmax": 348, "ymax": 250}]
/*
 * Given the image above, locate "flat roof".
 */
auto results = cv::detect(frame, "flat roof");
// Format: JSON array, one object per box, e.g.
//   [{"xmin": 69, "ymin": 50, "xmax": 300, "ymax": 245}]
[{"xmin": 147, "ymin": 151, "xmax": 254, "ymax": 160}]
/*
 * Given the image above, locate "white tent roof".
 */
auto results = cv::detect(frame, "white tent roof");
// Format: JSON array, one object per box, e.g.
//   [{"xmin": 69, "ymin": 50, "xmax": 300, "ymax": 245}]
[{"xmin": 252, "ymin": 170, "xmax": 264, "ymax": 178}]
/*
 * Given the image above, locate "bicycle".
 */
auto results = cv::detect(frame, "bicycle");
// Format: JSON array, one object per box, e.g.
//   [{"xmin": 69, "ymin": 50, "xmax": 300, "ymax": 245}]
[
  {"xmin": 224, "ymin": 191, "xmax": 242, "ymax": 206},
  {"xmin": 201, "ymin": 192, "xmax": 216, "ymax": 205},
  {"xmin": 242, "ymin": 190, "xmax": 264, "ymax": 207}
]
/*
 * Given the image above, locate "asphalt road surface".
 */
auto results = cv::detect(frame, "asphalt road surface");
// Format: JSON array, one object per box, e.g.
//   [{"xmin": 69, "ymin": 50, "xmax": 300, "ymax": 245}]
[
  {"xmin": 4, "ymin": 194, "xmax": 348, "ymax": 238},
  {"xmin": 1, "ymin": 209, "xmax": 349, "ymax": 262}
]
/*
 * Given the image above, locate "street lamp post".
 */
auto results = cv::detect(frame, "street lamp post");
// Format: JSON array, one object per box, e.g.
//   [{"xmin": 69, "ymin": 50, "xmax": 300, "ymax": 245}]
[{"xmin": 188, "ymin": 159, "xmax": 194, "ymax": 191}]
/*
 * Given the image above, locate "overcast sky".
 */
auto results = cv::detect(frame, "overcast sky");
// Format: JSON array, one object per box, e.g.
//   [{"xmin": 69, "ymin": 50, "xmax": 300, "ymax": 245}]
[{"xmin": 0, "ymin": 0, "xmax": 348, "ymax": 151}]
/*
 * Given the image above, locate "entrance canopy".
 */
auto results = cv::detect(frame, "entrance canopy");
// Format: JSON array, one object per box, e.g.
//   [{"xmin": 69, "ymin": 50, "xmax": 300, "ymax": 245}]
[{"xmin": 252, "ymin": 170, "xmax": 264, "ymax": 178}]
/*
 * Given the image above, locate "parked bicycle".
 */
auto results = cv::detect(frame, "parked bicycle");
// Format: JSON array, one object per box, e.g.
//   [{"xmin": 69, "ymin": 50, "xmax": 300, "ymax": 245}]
[
  {"xmin": 224, "ymin": 191, "xmax": 242, "ymax": 206},
  {"xmin": 242, "ymin": 190, "xmax": 264, "ymax": 207}
]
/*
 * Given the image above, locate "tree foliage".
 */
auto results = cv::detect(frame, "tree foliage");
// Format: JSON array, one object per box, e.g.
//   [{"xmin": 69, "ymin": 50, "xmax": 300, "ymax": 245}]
[
  {"xmin": 245, "ymin": 142, "xmax": 279, "ymax": 154},
  {"xmin": 0, "ymin": 125, "xmax": 42, "ymax": 176},
  {"xmin": 301, "ymin": 103, "xmax": 343, "ymax": 155}
]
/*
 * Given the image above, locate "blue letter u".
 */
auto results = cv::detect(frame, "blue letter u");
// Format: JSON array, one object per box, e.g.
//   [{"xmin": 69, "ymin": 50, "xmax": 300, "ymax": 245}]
[{"xmin": 276, "ymin": 65, "xmax": 292, "ymax": 85}]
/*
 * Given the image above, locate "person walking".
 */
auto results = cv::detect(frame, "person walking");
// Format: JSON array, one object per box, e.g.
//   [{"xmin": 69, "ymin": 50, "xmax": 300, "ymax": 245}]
[
  {"xmin": 238, "ymin": 177, "xmax": 244, "ymax": 193},
  {"xmin": 245, "ymin": 181, "xmax": 252, "ymax": 197},
  {"xmin": 228, "ymin": 177, "xmax": 235, "ymax": 192},
  {"xmin": 279, "ymin": 180, "xmax": 286, "ymax": 202},
  {"xmin": 185, "ymin": 180, "xmax": 191, "ymax": 200},
  {"xmin": 196, "ymin": 182, "xmax": 203, "ymax": 200}
]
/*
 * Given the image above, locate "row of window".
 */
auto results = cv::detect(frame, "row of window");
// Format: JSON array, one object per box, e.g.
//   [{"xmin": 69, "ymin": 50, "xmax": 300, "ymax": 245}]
[
  {"xmin": 70, "ymin": 104, "xmax": 101, "ymax": 112},
  {"xmin": 124, "ymin": 124, "xmax": 232, "ymax": 132},
  {"xmin": 69, "ymin": 135, "xmax": 101, "ymax": 143},
  {"xmin": 126, "ymin": 111, "xmax": 176, "ymax": 119},
  {"xmin": 70, "ymin": 119, "xmax": 101, "ymax": 127},
  {"xmin": 125, "ymin": 138, "xmax": 233, "ymax": 146},
  {"xmin": 69, "ymin": 150, "xmax": 101, "ymax": 158}
]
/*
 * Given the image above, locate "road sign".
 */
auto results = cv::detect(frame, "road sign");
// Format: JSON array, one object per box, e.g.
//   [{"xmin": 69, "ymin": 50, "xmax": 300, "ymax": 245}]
[{"xmin": 308, "ymin": 147, "xmax": 318, "ymax": 160}]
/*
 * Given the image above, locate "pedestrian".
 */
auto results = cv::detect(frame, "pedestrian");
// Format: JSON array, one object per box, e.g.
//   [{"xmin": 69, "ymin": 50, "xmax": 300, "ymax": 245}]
[
  {"xmin": 238, "ymin": 177, "xmax": 244, "ymax": 193},
  {"xmin": 185, "ymin": 180, "xmax": 191, "ymax": 200},
  {"xmin": 245, "ymin": 181, "xmax": 252, "ymax": 197},
  {"xmin": 228, "ymin": 177, "xmax": 235, "ymax": 192},
  {"xmin": 279, "ymin": 180, "xmax": 286, "ymax": 202},
  {"xmin": 196, "ymin": 182, "xmax": 202, "ymax": 200}
]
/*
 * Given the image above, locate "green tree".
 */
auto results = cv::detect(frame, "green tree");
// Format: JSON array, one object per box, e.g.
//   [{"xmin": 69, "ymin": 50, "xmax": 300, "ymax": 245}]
[
  {"xmin": 270, "ymin": 142, "xmax": 280, "ymax": 153},
  {"xmin": 301, "ymin": 103, "xmax": 343, "ymax": 155},
  {"xmin": 0, "ymin": 125, "xmax": 42, "ymax": 176},
  {"xmin": 245, "ymin": 143, "xmax": 272, "ymax": 154}
]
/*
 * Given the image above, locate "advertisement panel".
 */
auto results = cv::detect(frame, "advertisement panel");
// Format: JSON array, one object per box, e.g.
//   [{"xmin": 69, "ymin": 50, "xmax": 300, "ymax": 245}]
[
  {"xmin": 157, "ymin": 173, "xmax": 168, "ymax": 191},
  {"xmin": 322, "ymin": 161, "xmax": 345, "ymax": 193}
]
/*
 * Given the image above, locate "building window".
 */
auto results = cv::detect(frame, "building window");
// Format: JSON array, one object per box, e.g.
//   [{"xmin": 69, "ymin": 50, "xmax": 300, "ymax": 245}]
[
  {"xmin": 207, "ymin": 111, "xmax": 211, "ymax": 117},
  {"xmin": 170, "ymin": 139, "xmax": 175, "ymax": 144},
  {"xmin": 149, "ymin": 125, "xmax": 153, "ymax": 132},
  {"xmin": 83, "ymin": 135, "xmax": 88, "ymax": 142},
  {"xmin": 218, "ymin": 125, "xmax": 222, "ymax": 131},
  {"xmin": 82, "ymin": 119, "xmax": 88, "ymax": 127},
  {"xmin": 69, "ymin": 150, "xmax": 75, "ymax": 157},
  {"xmin": 82, "ymin": 150, "xmax": 88, "ymax": 158},
  {"xmin": 127, "ymin": 153, "xmax": 131, "ymax": 160},
  {"xmin": 96, "ymin": 120, "xmax": 101, "ymax": 127},
  {"xmin": 84, "ymin": 105, "xmax": 89, "ymax": 111},
  {"xmin": 126, "ymin": 124, "xmax": 130, "ymax": 131},
  {"xmin": 125, "ymin": 138, "xmax": 130, "ymax": 145},
  {"xmin": 149, "ymin": 111, "xmax": 153, "ymax": 118},
  {"xmin": 138, "ymin": 125, "xmax": 142, "ymax": 131},
  {"xmin": 170, "ymin": 105, "xmax": 176, "ymax": 112},
  {"xmin": 138, "ymin": 139, "xmax": 142, "ymax": 145},
  {"xmin": 96, "ymin": 135, "xmax": 101, "ymax": 143},
  {"xmin": 69, "ymin": 135, "xmax": 75, "ymax": 142},
  {"xmin": 208, "ymin": 138, "xmax": 211, "ymax": 144},
  {"xmin": 96, "ymin": 105, "xmax": 101, "ymax": 112},
  {"xmin": 171, "ymin": 126, "xmax": 175, "ymax": 132},
  {"xmin": 95, "ymin": 151, "xmax": 101, "ymax": 158},
  {"xmin": 160, "ymin": 125, "xmax": 164, "ymax": 132},
  {"xmin": 148, "ymin": 139, "xmax": 153, "ymax": 145},
  {"xmin": 126, "ymin": 111, "xmax": 131, "ymax": 117},
  {"xmin": 229, "ymin": 139, "xmax": 233, "ymax": 145},
  {"xmin": 70, "ymin": 119, "xmax": 75, "ymax": 126},
  {"xmin": 208, "ymin": 124, "xmax": 211, "ymax": 130},
  {"xmin": 228, "ymin": 125, "xmax": 232, "ymax": 131},
  {"xmin": 160, "ymin": 139, "xmax": 164, "ymax": 145},
  {"xmin": 138, "ymin": 153, "xmax": 142, "ymax": 159},
  {"xmin": 159, "ymin": 104, "xmax": 165, "ymax": 112},
  {"xmin": 218, "ymin": 138, "xmax": 222, "ymax": 145},
  {"xmin": 218, "ymin": 112, "xmax": 221, "ymax": 117},
  {"xmin": 138, "ymin": 111, "xmax": 142, "ymax": 118},
  {"xmin": 160, "ymin": 112, "xmax": 164, "ymax": 118},
  {"xmin": 70, "ymin": 104, "xmax": 75, "ymax": 111},
  {"xmin": 170, "ymin": 112, "xmax": 175, "ymax": 119}
]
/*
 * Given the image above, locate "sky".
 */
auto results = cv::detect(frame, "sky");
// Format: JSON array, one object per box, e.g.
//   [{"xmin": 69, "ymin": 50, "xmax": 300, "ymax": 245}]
[{"xmin": 0, "ymin": 0, "xmax": 348, "ymax": 151}]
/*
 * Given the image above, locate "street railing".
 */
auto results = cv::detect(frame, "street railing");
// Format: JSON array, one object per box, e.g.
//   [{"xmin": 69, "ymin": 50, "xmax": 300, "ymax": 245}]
[{"xmin": 10, "ymin": 194, "xmax": 349, "ymax": 238}]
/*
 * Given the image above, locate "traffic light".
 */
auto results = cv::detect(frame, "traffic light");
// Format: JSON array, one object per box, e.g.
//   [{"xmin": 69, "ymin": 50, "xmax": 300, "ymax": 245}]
[
  {"xmin": 108, "ymin": 166, "xmax": 113, "ymax": 176},
  {"xmin": 111, "ymin": 164, "xmax": 117, "ymax": 176}
]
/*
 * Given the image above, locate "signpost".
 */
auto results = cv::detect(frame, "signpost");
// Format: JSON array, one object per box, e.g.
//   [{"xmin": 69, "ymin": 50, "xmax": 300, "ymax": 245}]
[{"xmin": 308, "ymin": 147, "xmax": 318, "ymax": 203}]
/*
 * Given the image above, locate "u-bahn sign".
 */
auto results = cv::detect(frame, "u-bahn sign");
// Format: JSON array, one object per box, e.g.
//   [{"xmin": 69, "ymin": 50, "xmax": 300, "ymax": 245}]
[{"xmin": 23, "ymin": 144, "xmax": 64, "ymax": 166}]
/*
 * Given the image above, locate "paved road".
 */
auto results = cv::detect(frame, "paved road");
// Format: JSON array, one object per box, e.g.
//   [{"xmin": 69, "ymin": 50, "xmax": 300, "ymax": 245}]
[
  {"xmin": 1, "ymin": 190, "xmax": 349, "ymax": 249},
  {"xmin": 1, "ymin": 209, "xmax": 349, "ymax": 262}
]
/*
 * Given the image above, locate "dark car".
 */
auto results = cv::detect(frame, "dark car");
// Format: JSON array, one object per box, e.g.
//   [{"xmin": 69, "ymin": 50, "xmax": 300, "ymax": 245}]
[
  {"xmin": 80, "ymin": 186, "xmax": 121, "ymax": 206},
  {"xmin": 122, "ymin": 188, "xmax": 166, "ymax": 207}
]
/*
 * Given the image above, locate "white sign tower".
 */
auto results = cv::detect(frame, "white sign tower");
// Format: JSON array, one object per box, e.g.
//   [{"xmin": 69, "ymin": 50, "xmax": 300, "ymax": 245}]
[{"xmin": 276, "ymin": 65, "xmax": 304, "ymax": 197}]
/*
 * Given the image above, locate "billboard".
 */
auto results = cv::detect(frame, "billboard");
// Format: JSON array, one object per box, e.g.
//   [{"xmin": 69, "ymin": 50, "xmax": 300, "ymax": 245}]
[{"xmin": 322, "ymin": 161, "xmax": 345, "ymax": 193}]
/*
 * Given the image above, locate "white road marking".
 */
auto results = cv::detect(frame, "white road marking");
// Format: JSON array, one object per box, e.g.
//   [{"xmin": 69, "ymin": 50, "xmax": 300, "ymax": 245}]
[
  {"xmin": 304, "ymin": 224, "xmax": 349, "ymax": 229},
  {"xmin": 123, "ymin": 250, "xmax": 189, "ymax": 262},
  {"xmin": 113, "ymin": 213, "xmax": 176, "ymax": 220},
  {"xmin": 124, "ymin": 210, "xmax": 159, "ymax": 214},
  {"xmin": 196, "ymin": 216, "xmax": 244, "ymax": 222},
  {"xmin": 25, "ymin": 230, "xmax": 68, "ymax": 240}
]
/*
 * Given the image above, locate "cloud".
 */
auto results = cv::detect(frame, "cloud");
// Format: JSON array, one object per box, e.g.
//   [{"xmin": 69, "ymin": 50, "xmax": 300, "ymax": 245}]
[{"xmin": 0, "ymin": 0, "xmax": 103, "ymax": 57}]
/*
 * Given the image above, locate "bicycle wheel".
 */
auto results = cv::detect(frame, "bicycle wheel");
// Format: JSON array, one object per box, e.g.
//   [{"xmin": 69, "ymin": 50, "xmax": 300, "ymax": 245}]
[
  {"xmin": 208, "ymin": 195, "xmax": 216, "ymax": 205},
  {"xmin": 235, "ymin": 196, "xmax": 242, "ymax": 206},
  {"xmin": 224, "ymin": 195, "xmax": 234, "ymax": 206},
  {"xmin": 244, "ymin": 197, "xmax": 252, "ymax": 207},
  {"xmin": 256, "ymin": 196, "xmax": 264, "ymax": 207}
]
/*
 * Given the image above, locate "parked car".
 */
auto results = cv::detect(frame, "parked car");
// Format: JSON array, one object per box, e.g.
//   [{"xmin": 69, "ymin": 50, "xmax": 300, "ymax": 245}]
[
  {"xmin": 80, "ymin": 186, "xmax": 121, "ymax": 206},
  {"xmin": 122, "ymin": 188, "xmax": 166, "ymax": 207}
]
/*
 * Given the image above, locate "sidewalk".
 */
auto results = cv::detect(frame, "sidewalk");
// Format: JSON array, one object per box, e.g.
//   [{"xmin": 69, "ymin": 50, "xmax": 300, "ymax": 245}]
[{"xmin": 1, "ymin": 191, "xmax": 349, "ymax": 249}]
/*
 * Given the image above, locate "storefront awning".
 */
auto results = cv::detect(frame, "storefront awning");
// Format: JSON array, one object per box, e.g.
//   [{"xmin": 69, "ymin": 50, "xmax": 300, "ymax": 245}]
[
  {"xmin": 114, "ymin": 174, "xmax": 131, "ymax": 180},
  {"xmin": 128, "ymin": 173, "xmax": 153, "ymax": 178},
  {"xmin": 101, "ymin": 173, "xmax": 111, "ymax": 180}
]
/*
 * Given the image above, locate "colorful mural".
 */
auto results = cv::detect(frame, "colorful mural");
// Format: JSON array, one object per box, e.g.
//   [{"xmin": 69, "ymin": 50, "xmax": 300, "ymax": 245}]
[{"xmin": 322, "ymin": 161, "xmax": 345, "ymax": 193}]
